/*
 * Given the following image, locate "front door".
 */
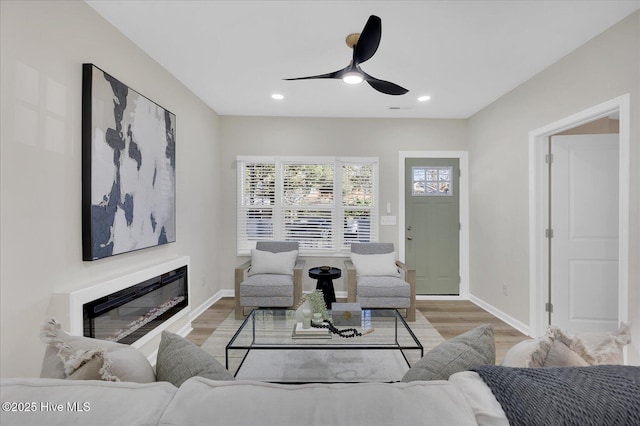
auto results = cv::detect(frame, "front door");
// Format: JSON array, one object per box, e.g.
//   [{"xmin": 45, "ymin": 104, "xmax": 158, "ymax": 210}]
[
  {"xmin": 405, "ymin": 158, "xmax": 460, "ymax": 295},
  {"xmin": 550, "ymin": 134, "xmax": 619, "ymax": 333}
]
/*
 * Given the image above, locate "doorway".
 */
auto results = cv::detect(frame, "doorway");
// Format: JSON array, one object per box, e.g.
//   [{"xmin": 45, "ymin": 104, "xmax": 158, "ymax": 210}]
[
  {"xmin": 405, "ymin": 158, "xmax": 460, "ymax": 295},
  {"xmin": 398, "ymin": 151, "xmax": 469, "ymax": 299},
  {"xmin": 528, "ymin": 95, "xmax": 630, "ymax": 337}
]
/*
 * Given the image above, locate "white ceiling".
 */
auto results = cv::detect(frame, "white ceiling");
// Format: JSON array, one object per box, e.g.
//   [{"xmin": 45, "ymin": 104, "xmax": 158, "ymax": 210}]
[{"xmin": 86, "ymin": 1, "xmax": 639, "ymax": 119}]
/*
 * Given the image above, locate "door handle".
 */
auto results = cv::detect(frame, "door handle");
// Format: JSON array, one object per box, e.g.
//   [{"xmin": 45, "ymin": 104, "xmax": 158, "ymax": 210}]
[{"xmin": 407, "ymin": 235, "xmax": 413, "ymax": 240}]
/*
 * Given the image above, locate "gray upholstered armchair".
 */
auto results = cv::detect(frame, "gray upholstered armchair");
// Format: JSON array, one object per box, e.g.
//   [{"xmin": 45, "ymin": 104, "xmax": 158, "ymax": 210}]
[
  {"xmin": 344, "ymin": 243, "xmax": 416, "ymax": 321},
  {"xmin": 235, "ymin": 241, "xmax": 305, "ymax": 319}
]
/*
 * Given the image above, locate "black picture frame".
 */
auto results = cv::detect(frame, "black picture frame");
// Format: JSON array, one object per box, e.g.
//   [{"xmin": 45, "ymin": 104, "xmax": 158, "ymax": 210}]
[{"xmin": 82, "ymin": 64, "xmax": 176, "ymax": 261}]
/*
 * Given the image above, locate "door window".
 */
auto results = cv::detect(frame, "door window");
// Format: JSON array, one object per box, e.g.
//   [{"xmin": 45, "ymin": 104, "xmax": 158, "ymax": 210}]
[{"xmin": 412, "ymin": 166, "xmax": 453, "ymax": 196}]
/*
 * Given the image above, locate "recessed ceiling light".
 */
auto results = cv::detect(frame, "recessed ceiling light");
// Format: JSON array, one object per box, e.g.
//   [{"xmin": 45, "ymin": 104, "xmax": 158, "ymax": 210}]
[
  {"xmin": 418, "ymin": 95, "xmax": 431, "ymax": 102},
  {"xmin": 271, "ymin": 93, "xmax": 284, "ymax": 100}
]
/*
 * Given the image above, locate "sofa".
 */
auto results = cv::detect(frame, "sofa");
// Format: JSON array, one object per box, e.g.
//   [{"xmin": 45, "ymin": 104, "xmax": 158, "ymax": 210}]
[
  {"xmin": 3, "ymin": 366, "xmax": 639, "ymax": 426},
  {"xmin": 1, "ymin": 373, "xmax": 498, "ymax": 426},
  {"xmin": 1, "ymin": 321, "xmax": 638, "ymax": 426}
]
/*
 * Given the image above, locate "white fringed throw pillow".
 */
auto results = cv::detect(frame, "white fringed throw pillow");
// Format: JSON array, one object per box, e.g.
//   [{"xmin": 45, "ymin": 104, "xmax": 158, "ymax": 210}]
[
  {"xmin": 501, "ymin": 323, "xmax": 631, "ymax": 368},
  {"xmin": 40, "ymin": 318, "xmax": 155, "ymax": 383}
]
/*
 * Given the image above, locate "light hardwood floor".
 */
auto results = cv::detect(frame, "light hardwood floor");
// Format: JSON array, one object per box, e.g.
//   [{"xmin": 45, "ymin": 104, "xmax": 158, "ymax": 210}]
[{"xmin": 186, "ymin": 298, "xmax": 529, "ymax": 364}]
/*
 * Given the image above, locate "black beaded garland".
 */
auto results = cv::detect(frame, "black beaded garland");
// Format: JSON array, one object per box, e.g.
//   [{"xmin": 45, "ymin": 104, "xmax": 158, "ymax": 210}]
[{"xmin": 311, "ymin": 320, "xmax": 363, "ymax": 338}]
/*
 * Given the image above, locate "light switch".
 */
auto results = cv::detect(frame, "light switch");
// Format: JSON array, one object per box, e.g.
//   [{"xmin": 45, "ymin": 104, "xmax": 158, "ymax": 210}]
[{"xmin": 380, "ymin": 216, "xmax": 396, "ymax": 226}]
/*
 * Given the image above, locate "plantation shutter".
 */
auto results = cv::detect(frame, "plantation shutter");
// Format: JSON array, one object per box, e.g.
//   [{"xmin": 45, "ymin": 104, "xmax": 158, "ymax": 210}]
[
  {"xmin": 341, "ymin": 161, "xmax": 378, "ymax": 248},
  {"xmin": 237, "ymin": 160, "xmax": 276, "ymax": 253},
  {"xmin": 281, "ymin": 162, "xmax": 335, "ymax": 252},
  {"xmin": 237, "ymin": 156, "xmax": 378, "ymax": 255}
]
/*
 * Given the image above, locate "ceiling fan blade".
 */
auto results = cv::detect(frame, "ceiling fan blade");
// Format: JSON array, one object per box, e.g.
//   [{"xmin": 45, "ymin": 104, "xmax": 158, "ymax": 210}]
[
  {"xmin": 283, "ymin": 67, "xmax": 345, "ymax": 81},
  {"xmin": 362, "ymin": 71, "xmax": 408, "ymax": 95},
  {"xmin": 353, "ymin": 15, "xmax": 381, "ymax": 64}
]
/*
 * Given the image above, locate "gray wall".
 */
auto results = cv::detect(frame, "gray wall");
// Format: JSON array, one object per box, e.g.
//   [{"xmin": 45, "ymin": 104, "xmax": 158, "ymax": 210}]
[
  {"xmin": 1, "ymin": 1, "xmax": 637, "ymax": 378},
  {"xmin": 0, "ymin": 1, "xmax": 223, "ymax": 377},
  {"xmin": 467, "ymin": 11, "xmax": 639, "ymax": 362},
  {"xmin": 219, "ymin": 117, "xmax": 468, "ymax": 293}
]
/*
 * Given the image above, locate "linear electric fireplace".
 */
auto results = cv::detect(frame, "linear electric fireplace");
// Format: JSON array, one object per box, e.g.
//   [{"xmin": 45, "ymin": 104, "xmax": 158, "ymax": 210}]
[
  {"xmin": 83, "ymin": 265, "xmax": 188, "ymax": 344},
  {"xmin": 52, "ymin": 256, "xmax": 191, "ymax": 348}
]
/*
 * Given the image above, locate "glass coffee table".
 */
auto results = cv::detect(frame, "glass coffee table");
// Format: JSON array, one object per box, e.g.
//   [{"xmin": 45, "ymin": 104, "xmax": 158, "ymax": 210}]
[{"xmin": 225, "ymin": 308, "xmax": 423, "ymax": 383}]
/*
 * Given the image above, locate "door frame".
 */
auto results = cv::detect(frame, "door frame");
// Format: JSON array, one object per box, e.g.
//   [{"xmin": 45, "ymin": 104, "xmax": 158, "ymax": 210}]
[
  {"xmin": 528, "ymin": 94, "xmax": 630, "ymax": 337},
  {"xmin": 398, "ymin": 151, "xmax": 469, "ymax": 299}
]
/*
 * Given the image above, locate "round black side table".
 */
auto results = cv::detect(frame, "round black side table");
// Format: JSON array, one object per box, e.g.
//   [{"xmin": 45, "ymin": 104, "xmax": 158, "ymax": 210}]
[{"xmin": 308, "ymin": 267, "xmax": 341, "ymax": 309}]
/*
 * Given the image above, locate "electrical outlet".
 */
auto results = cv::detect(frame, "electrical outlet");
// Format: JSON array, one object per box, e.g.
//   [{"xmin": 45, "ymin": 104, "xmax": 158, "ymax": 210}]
[{"xmin": 502, "ymin": 284, "xmax": 508, "ymax": 296}]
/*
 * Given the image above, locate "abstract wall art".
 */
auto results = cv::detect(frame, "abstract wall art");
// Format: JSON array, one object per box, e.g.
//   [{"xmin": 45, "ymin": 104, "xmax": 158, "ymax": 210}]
[{"xmin": 82, "ymin": 64, "xmax": 176, "ymax": 260}]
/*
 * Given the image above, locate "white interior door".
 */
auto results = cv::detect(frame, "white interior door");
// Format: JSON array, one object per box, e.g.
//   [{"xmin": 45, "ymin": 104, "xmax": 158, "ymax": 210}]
[{"xmin": 550, "ymin": 134, "xmax": 619, "ymax": 333}]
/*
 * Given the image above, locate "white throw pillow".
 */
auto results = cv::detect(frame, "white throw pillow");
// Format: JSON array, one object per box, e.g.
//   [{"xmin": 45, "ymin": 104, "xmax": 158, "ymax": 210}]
[
  {"xmin": 39, "ymin": 318, "xmax": 156, "ymax": 383},
  {"xmin": 248, "ymin": 249, "xmax": 298, "ymax": 276},
  {"xmin": 501, "ymin": 323, "xmax": 631, "ymax": 368},
  {"xmin": 350, "ymin": 252, "xmax": 400, "ymax": 277},
  {"xmin": 500, "ymin": 339, "xmax": 539, "ymax": 367},
  {"xmin": 578, "ymin": 322, "xmax": 631, "ymax": 365}
]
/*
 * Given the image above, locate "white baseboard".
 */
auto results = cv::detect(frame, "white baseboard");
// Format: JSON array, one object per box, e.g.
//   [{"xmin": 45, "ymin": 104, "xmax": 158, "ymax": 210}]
[
  {"xmin": 416, "ymin": 295, "xmax": 468, "ymax": 301},
  {"xmin": 189, "ymin": 290, "xmax": 234, "ymax": 322},
  {"xmin": 414, "ymin": 294, "xmax": 530, "ymax": 335},
  {"xmin": 468, "ymin": 294, "xmax": 531, "ymax": 336}
]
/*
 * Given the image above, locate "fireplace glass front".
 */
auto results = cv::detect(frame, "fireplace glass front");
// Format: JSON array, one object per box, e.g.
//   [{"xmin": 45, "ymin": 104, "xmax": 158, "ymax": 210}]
[{"xmin": 83, "ymin": 265, "xmax": 188, "ymax": 344}]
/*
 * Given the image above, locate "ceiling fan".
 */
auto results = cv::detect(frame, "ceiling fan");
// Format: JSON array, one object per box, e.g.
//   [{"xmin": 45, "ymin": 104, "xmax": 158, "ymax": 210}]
[{"xmin": 284, "ymin": 15, "xmax": 409, "ymax": 95}]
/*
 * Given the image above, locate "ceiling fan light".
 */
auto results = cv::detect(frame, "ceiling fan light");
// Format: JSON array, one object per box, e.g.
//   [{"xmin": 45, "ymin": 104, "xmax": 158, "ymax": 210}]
[{"xmin": 342, "ymin": 72, "xmax": 364, "ymax": 85}]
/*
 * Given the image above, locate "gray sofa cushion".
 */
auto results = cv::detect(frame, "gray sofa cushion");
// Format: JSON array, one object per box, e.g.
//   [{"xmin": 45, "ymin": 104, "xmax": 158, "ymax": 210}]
[
  {"xmin": 356, "ymin": 276, "xmax": 410, "ymax": 298},
  {"xmin": 156, "ymin": 331, "xmax": 234, "ymax": 387},
  {"xmin": 240, "ymin": 296, "xmax": 294, "ymax": 307},
  {"xmin": 158, "ymin": 376, "xmax": 477, "ymax": 426},
  {"xmin": 256, "ymin": 241, "xmax": 299, "ymax": 253},
  {"xmin": 350, "ymin": 242, "xmax": 394, "ymax": 255},
  {"xmin": 0, "ymin": 378, "xmax": 176, "ymax": 426},
  {"xmin": 402, "ymin": 324, "xmax": 495, "ymax": 382},
  {"xmin": 240, "ymin": 274, "xmax": 293, "ymax": 298}
]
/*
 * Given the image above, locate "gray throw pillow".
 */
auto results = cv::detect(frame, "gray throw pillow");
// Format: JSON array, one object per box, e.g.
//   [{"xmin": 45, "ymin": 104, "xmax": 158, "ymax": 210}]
[
  {"xmin": 401, "ymin": 324, "xmax": 495, "ymax": 382},
  {"xmin": 156, "ymin": 331, "xmax": 234, "ymax": 387}
]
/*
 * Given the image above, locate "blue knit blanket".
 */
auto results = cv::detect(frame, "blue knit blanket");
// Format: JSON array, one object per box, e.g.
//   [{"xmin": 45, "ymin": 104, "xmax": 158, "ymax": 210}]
[{"xmin": 473, "ymin": 365, "xmax": 640, "ymax": 426}]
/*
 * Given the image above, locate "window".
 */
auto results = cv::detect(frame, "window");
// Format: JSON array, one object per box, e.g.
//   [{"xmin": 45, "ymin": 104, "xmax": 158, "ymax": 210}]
[
  {"xmin": 412, "ymin": 166, "xmax": 453, "ymax": 196},
  {"xmin": 237, "ymin": 157, "xmax": 378, "ymax": 255}
]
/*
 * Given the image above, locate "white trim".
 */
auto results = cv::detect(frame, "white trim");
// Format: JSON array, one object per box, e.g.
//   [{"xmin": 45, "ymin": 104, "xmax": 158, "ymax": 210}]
[
  {"xmin": 187, "ymin": 289, "xmax": 233, "ymax": 322},
  {"xmin": 416, "ymin": 295, "xmax": 468, "ymax": 301},
  {"xmin": 398, "ymin": 151, "xmax": 469, "ymax": 297},
  {"xmin": 469, "ymin": 294, "xmax": 531, "ymax": 336},
  {"xmin": 528, "ymin": 94, "xmax": 630, "ymax": 338}
]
